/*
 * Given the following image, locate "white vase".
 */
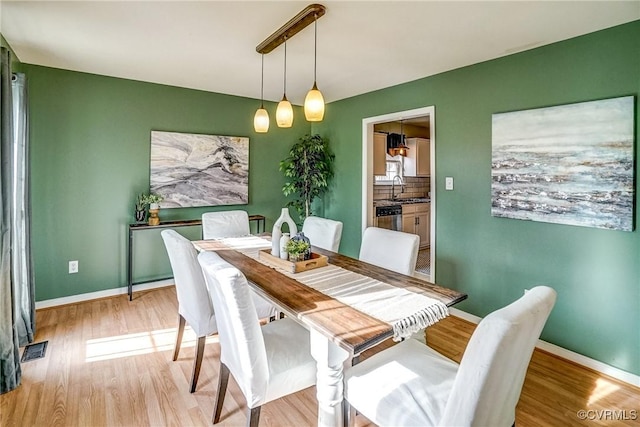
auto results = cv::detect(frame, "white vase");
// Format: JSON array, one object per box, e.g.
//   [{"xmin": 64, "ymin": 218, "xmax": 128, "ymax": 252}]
[
  {"xmin": 279, "ymin": 233, "xmax": 290, "ymax": 260},
  {"xmin": 271, "ymin": 207, "xmax": 298, "ymax": 257}
]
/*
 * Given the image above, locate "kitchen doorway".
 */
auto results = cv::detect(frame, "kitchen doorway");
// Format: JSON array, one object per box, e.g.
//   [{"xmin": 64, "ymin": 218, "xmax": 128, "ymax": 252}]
[{"xmin": 361, "ymin": 106, "xmax": 436, "ymax": 282}]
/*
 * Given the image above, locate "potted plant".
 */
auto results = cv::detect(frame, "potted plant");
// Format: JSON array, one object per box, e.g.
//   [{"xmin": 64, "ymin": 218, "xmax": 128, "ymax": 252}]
[
  {"xmin": 139, "ymin": 193, "xmax": 164, "ymax": 225},
  {"xmin": 134, "ymin": 193, "xmax": 147, "ymax": 222},
  {"xmin": 286, "ymin": 239, "xmax": 311, "ymax": 262},
  {"xmin": 280, "ymin": 134, "xmax": 335, "ymax": 220},
  {"xmin": 143, "ymin": 193, "xmax": 164, "ymax": 210}
]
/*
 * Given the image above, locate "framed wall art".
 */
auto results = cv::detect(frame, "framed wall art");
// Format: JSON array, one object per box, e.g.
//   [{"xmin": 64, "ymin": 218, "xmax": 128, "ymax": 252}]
[
  {"xmin": 491, "ymin": 96, "xmax": 634, "ymax": 231},
  {"xmin": 150, "ymin": 131, "xmax": 249, "ymax": 208}
]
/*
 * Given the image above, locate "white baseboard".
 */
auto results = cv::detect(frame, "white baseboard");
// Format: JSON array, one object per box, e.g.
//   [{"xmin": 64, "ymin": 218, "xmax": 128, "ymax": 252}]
[
  {"xmin": 35, "ymin": 279, "xmax": 174, "ymax": 310},
  {"xmin": 449, "ymin": 307, "xmax": 640, "ymax": 388}
]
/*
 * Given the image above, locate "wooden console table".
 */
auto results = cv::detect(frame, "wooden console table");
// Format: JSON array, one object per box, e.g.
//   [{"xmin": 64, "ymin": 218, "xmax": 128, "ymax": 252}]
[{"xmin": 127, "ymin": 215, "xmax": 266, "ymax": 300}]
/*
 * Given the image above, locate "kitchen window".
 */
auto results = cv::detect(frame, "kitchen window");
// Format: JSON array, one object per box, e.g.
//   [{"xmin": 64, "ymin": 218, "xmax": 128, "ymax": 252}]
[{"xmin": 374, "ymin": 160, "xmax": 402, "ymax": 185}]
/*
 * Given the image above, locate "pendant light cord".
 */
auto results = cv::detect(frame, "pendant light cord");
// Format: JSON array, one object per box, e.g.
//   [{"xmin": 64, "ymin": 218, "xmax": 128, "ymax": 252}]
[
  {"xmin": 260, "ymin": 53, "xmax": 265, "ymax": 108},
  {"xmin": 283, "ymin": 37, "xmax": 287, "ymax": 97},
  {"xmin": 313, "ymin": 14, "xmax": 318, "ymax": 83}
]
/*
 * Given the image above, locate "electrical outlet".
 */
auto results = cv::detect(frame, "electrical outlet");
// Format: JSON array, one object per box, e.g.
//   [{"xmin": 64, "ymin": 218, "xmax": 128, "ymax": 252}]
[
  {"xmin": 445, "ymin": 176, "xmax": 454, "ymax": 190},
  {"xmin": 69, "ymin": 260, "xmax": 79, "ymax": 274}
]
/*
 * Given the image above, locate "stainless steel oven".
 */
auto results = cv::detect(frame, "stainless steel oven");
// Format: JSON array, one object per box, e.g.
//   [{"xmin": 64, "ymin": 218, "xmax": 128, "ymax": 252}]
[{"xmin": 374, "ymin": 204, "xmax": 402, "ymax": 231}]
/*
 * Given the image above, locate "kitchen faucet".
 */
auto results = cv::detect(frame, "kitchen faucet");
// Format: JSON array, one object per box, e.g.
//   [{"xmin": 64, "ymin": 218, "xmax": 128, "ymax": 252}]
[{"xmin": 391, "ymin": 175, "xmax": 405, "ymax": 200}]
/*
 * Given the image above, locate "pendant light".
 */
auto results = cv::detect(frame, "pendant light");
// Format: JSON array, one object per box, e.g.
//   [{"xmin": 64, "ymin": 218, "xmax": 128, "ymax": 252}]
[
  {"xmin": 254, "ymin": 54, "xmax": 269, "ymax": 133},
  {"xmin": 276, "ymin": 38, "xmax": 294, "ymax": 128},
  {"xmin": 397, "ymin": 119, "xmax": 409, "ymax": 156},
  {"xmin": 255, "ymin": 4, "xmax": 326, "ymax": 131},
  {"xmin": 388, "ymin": 120, "xmax": 410, "ymax": 157},
  {"xmin": 304, "ymin": 13, "xmax": 325, "ymax": 121}
]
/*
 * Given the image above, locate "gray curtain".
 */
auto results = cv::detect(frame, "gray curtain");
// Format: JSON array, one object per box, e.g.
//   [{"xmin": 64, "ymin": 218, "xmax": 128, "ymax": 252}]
[
  {"xmin": 0, "ymin": 47, "xmax": 21, "ymax": 394},
  {"xmin": 11, "ymin": 73, "xmax": 34, "ymax": 346}
]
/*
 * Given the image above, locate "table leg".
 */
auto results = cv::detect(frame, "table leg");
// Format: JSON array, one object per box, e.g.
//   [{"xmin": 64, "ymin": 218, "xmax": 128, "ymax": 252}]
[
  {"xmin": 127, "ymin": 228, "xmax": 133, "ymax": 301},
  {"xmin": 310, "ymin": 329, "xmax": 350, "ymax": 427}
]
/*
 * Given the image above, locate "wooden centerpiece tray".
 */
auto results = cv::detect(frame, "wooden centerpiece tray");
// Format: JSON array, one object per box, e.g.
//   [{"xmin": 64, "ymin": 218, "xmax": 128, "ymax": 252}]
[{"xmin": 258, "ymin": 249, "xmax": 328, "ymax": 273}]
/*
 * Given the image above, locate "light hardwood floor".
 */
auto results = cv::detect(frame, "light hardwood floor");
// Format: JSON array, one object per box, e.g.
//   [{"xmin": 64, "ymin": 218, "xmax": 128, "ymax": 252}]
[{"xmin": 1, "ymin": 286, "xmax": 638, "ymax": 426}]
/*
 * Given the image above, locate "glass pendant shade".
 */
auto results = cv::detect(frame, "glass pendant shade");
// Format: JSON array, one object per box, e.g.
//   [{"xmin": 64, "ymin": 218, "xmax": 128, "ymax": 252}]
[
  {"xmin": 254, "ymin": 106, "xmax": 269, "ymax": 133},
  {"xmin": 276, "ymin": 39, "xmax": 293, "ymax": 128},
  {"xmin": 304, "ymin": 82, "xmax": 325, "ymax": 121},
  {"xmin": 276, "ymin": 96, "xmax": 294, "ymax": 128},
  {"xmin": 254, "ymin": 53, "xmax": 269, "ymax": 133},
  {"xmin": 304, "ymin": 14, "xmax": 324, "ymax": 122}
]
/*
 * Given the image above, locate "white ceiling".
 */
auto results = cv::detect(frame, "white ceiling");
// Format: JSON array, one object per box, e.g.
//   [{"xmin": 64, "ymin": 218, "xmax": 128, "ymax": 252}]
[{"xmin": 2, "ymin": 1, "xmax": 639, "ymax": 105}]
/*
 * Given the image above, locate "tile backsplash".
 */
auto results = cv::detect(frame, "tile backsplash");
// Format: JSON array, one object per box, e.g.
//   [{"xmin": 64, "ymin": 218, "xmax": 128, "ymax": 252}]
[{"xmin": 373, "ymin": 177, "xmax": 430, "ymax": 200}]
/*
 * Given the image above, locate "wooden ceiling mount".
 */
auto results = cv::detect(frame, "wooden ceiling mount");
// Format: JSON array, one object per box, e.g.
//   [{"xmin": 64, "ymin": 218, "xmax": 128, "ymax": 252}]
[{"xmin": 256, "ymin": 4, "xmax": 326, "ymax": 54}]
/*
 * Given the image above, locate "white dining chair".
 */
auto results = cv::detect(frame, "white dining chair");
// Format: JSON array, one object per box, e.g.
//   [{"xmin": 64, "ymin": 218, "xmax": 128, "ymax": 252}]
[
  {"xmin": 161, "ymin": 230, "xmax": 277, "ymax": 393},
  {"xmin": 197, "ymin": 251, "xmax": 317, "ymax": 426},
  {"xmin": 358, "ymin": 226, "xmax": 419, "ymax": 276},
  {"xmin": 202, "ymin": 210, "xmax": 250, "ymax": 239},
  {"xmin": 345, "ymin": 286, "xmax": 557, "ymax": 427},
  {"xmin": 302, "ymin": 216, "xmax": 343, "ymax": 252}
]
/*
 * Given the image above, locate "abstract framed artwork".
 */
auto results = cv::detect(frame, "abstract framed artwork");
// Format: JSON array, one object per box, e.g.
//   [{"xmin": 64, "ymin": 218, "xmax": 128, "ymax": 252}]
[
  {"xmin": 150, "ymin": 131, "xmax": 249, "ymax": 208},
  {"xmin": 491, "ymin": 96, "xmax": 634, "ymax": 231}
]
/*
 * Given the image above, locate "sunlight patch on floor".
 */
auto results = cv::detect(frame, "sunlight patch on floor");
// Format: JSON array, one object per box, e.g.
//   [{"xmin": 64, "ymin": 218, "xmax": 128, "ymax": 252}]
[
  {"xmin": 85, "ymin": 327, "xmax": 219, "ymax": 362},
  {"xmin": 587, "ymin": 377, "xmax": 620, "ymax": 406}
]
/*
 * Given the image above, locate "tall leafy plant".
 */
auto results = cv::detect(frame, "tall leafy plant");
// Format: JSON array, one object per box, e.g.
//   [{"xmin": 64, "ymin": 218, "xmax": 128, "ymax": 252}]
[{"xmin": 280, "ymin": 134, "xmax": 335, "ymax": 220}]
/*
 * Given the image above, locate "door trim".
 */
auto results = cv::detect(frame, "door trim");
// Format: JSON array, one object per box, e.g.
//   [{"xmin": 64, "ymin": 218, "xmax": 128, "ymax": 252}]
[{"xmin": 362, "ymin": 106, "xmax": 436, "ymax": 282}]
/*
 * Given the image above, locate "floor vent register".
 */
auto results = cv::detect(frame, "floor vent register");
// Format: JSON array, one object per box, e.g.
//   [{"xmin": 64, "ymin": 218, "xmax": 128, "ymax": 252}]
[{"xmin": 21, "ymin": 341, "xmax": 48, "ymax": 362}]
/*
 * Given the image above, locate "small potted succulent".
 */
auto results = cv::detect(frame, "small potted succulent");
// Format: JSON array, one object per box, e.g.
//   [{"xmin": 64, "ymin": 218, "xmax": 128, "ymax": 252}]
[
  {"xmin": 138, "ymin": 193, "xmax": 164, "ymax": 225},
  {"xmin": 144, "ymin": 193, "xmax": 164, "ymax": 210},
  {"xmin": 286, "ymin": 239, "xmax": 311, "ymax": 262}
]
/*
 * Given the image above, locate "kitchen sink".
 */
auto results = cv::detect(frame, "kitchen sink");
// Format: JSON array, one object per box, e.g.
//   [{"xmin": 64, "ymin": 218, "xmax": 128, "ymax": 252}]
[
  {"xmin": 402, "ymin": 198, "xmax": 430, "ymax": 203},
  {"xmin": 374, "ymin": 198, "xmax": 430, "ymax": 207},
  {"xmin": 378, "ymin": 197, "xmax": 430, "ymax": 204}
]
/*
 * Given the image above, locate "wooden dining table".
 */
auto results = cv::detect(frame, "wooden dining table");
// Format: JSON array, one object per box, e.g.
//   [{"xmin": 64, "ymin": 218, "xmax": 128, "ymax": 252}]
[{"xmin": 194, "ymin": 236, "xmax": 467, "ymax": 427}]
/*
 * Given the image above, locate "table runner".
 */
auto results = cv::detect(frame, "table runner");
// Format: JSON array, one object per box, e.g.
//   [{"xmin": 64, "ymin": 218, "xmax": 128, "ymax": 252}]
[{"xmin": 210, "ymin": 236, "xmax": 449, "ymax": 340}]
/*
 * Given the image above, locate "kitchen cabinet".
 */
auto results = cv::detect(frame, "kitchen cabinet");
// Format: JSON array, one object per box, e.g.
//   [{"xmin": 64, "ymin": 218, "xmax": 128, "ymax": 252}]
[
  {"xmin": 404, "ymin": 137, "xmax": 430, "ymax": 177},
  {"xmin": 373, "ymin": 132, "xmax": 387, "ymax": 176},
  {"xmin": 402, "ymin": 203, "xmax": 430, "ymax": 248}
]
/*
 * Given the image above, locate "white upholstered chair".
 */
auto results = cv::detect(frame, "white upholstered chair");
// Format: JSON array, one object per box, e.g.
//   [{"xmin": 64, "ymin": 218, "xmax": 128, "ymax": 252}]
[
  {"xmin": 302, "ymin": 216, "xmax": 343, "ymax": 252},
  {"xmin": 161, "ymin": 230, "xmax": 277, "ymax": 393},
  {"xmin": 197, "ymin": 251, "xmax": 317, "ymax": 426},
  {"xmin": 345, "ymin": 286, "xmax": 557, "ymax": 427},
  {"xmin": 358, "ymin": 227, "xmax": 419, "ymax": 276},
  {"xmin": 202, "ymin": 210, "xmax": 250, "ymax": 239}
]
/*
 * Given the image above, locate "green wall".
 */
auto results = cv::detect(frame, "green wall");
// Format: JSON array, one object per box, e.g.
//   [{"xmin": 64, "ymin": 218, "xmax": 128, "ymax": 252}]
[
  {"xmin": 26, "ymin": 65, "xmax": 310, "ymax": 301},
  {"xmin": 314, "ymin": 21, "xmax": 640, "ymax": 376}
]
